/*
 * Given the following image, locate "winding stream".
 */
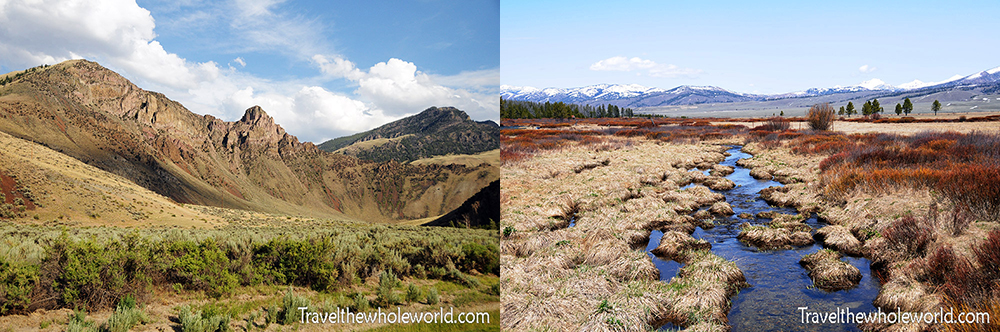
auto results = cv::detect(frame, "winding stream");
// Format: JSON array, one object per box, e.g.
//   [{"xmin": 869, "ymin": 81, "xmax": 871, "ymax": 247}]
[{"xmin": 646, "ymin": 145, "xmax": 880, "ymax": 331}]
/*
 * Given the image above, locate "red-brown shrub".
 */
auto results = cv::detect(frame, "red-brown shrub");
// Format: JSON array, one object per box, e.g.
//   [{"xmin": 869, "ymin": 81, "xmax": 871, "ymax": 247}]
[
  {"xmin": 613, "ymin": 128, "xmax": 651, "ymax": 137},
  {"xmin": 938, "ymin": 164, "xmax": 1000, "ymax": 221},
  {"xmin": 882, "ymin": 216, "xmax": 934, "ymax": 259},
  {"xmin": 807, "ymin": 103, "xmax": 836, "ymax": 130},
  {"xmin": 973, "ymin": 230, "xmax": 1000, "ymax": 282}
]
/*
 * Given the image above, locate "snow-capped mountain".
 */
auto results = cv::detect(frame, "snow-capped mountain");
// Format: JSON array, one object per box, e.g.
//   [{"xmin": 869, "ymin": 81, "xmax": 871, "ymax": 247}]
[
  {"xmin": 501, "ymin": 84, "xmax": 758, "ymax": 107},
  {"xmin": 502, "ymin": 65, "xmax": 1000, "ymax": 108},
  {"xmin": 500, "ymin": 83, "xmax": 666, "ymax": 104}
]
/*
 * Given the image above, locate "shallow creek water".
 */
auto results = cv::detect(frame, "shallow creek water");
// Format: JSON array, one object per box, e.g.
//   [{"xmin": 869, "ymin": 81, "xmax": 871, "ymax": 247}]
[{"xmin": 646, "ymin": 146, "xmax": 880, "ymax": 331}]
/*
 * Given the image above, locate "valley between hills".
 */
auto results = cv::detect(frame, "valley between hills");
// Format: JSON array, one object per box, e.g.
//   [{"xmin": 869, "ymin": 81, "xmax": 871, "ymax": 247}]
[{"xmin": 0, "ymin": 60, "xmax": 500, "ymax": 331}]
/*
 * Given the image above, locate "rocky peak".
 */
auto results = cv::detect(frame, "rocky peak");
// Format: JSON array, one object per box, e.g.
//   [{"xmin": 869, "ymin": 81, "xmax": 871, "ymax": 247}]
[{"xmin": 239, "ymin": 105, "xmax": 274, "ymax": 128}]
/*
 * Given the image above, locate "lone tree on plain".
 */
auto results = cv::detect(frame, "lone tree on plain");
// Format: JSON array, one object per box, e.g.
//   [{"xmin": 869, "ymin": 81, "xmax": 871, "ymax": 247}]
[
  {"xmin": 807, "ymin": 102, "xmax": 836, "ymax": 130},
  {"xmin": 895, "ymin": 103, "xmax": 903, "ymax": 116},
  {"xmin": 902, "ymin": 98, "xmax": 913, "ymax": 115},
  {"xmin": 932, "ymin": 100, "xmax": 942, "ymax": 116}
]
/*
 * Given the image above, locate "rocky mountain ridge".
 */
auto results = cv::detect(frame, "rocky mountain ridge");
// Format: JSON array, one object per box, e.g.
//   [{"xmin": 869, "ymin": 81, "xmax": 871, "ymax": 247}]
[{"xmin": 0, "ymin": 59, "xmax": 496, "ymax": 222}]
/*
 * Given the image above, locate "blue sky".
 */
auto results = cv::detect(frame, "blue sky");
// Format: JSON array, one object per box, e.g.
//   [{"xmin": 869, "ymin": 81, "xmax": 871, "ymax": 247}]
[
  {"xmin": 502, "ymin": 0, "xmax": 1000, "ymax": 94},
  {"xmin": 0, "ymin": 0, "xmax": 499, "ymax": 142}
]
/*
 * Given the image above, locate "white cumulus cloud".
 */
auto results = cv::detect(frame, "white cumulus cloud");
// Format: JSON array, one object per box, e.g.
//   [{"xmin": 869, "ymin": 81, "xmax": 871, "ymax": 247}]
[
  {"xmin": 590, "ymin": 56, "xmax": 701, "ymax": 78},
  {"xmin": 310, "ymin": 55, "xmax": 498, "ymax": 123}
]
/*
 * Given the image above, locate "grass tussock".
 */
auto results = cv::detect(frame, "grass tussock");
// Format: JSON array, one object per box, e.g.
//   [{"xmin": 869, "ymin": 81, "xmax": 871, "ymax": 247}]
[
  {"xmin": 799, "ymin": 249, "xmax": 862, "ymax": 291},
  {"xmin": 813, "ymin": 225, "xmax": 862, "ymax": 256},
  {"xmin": 737, "ymin": 223, "xmax": 813, "ymax": 250},
  {"xmin": 650, "ymin": 231, "xmax": 711, "ymax": 263}
]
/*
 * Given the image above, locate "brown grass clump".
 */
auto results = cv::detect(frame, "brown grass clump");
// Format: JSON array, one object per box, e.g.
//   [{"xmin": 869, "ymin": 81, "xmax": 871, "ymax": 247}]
[
  {"xmin": 668, "ymin": 250, "xmax": 750, "ymax": 327},
  {"xmin": 813, "ymin": 225, "xmax": 862, "ymax": 256},
  {"xmin": 708, "ymin": 201, "xmax": 734, "ymax": 216},
  {"xmin": 685, "ymin": 185, "xmax": 725, "ymax": 206},
  {"xmin": 709, "ymin": 165, "xmax": 734, "ymax": 177},
  {"xmin": 573, "ymin": 158, "xmax": 611, "ymax": 173},
  {"xmin": 650, "ymin": 231, "xmax": 711, "ymax": 263},
  {"xmin": 799, "ymin": 249, "xmax": 862, "ymax": 291},
  {"xmin": 703, "ymin": 177, "xmax": 735, "ymax": 191},
  {"xmin": 872, "ymin": 275, "xmax": 937, "ymax": 313},
  {"xmin": 737, "ymin": 224, "xmax": 814, "ymax": 250}
]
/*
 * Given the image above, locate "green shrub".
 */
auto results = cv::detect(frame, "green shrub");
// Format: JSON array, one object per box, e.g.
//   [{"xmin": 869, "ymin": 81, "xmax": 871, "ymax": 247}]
[
  {"xmin": 172, "ymin": 238, "xmax": 238, "ymax": 298},
  {"xmin": 405, "ymin": 283, "xmax": 421, "ymax": 303},
  {"xmin": 375, "ymin": 270, "xmax": 401, "ymax": 307},
  {"xmin": 426, "ymin": 288, "xmax": 440, "ymax": 305},
  {"xmin": 99, "ymin": 297, "xmax": 148, "ymax": 332},
  {"xmin": 427, "ymin": 266, "xmax": 447, "ymax": 279},
  {"xmin": 487, "ymin": 283, "xmax": 500, "ymax": 296},
  {"xmin": 445, "ymin": 268, "xmax": 481, "ymax": 288},
  {"xmin": 264, "ymin": 305, "xmax": 279, "ymax": 327},
  {"xmin": 353, "ymin": 293, "xmax": 370, "ymax": 311},
  {"xmin": 179, "ymin": 305, "xmax": 231, "ymax": 332},
  {"xmin": 280, "ymin": 288, "xmax": 310, "ymax": 325},
  {"xmin": 460, "ymin": 242, "xmax": 499, "ymax": 275},
  {"xmin": 66, "ymin": 307, "xmax": 93, "ymax": 332},
  {"xmin": 0, "ymin": 258, "xmax": 38, "ymax": 314}
]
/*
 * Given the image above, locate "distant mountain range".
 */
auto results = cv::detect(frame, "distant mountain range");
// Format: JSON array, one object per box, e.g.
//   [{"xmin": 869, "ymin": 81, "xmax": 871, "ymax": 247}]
[
  {"xmin": 318, "ymin": 106, "xmax": 498, "ymax": 163},
  {"xmin": 501, "ymin": 66, "xmax": 1000, "ymax": 109}
]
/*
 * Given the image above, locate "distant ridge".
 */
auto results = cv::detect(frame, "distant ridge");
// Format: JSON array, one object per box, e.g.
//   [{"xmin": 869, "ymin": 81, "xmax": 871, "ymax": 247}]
[{"xmin": 318, "ymin": 106, "xmax": 499, "ymax": 163}]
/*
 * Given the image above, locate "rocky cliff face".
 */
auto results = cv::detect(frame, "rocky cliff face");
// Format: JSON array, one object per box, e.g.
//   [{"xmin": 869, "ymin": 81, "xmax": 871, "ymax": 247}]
[{"xmin": 0, "ymin": 60, "xmax": 496, "ymax": 221}]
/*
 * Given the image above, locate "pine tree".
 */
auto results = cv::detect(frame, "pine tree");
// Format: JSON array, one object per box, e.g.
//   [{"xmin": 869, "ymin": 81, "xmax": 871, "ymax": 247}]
[
  {"xmin": 932, "ymin": 100, "xmax": 942, "ymax": 116},
  {"xmin": 780, "ymin": 111, "xmax": 784, "ymax": 116},
  {"xmin": 846, "ymin": 102, "xmax": 856, "ymax": 117},
  {"xmin": 902, "ymin": 98, "xmax": 913, "ymax": 115},
  {"xmin": 872, "ymin": 99, "xmax": 882, "ymax": 114},
  {"xmin": 839, "ymin": 106, "xmax": 845, "ymax": 116},
  {"xmin": 895, "ymin": 103, "xmax": 903, "ymax": 116},
  {"xmin": 862, "ymin": 101, "xmax": 872, "ymax": 116}
]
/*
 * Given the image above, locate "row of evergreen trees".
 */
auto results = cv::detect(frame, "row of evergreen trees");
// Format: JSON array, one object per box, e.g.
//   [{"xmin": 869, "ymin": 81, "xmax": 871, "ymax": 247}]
[
  {"xmin": 836, "ymin": 98, "xmax": 943, "ymax": 117},
  {"xmin": 500, "ymin": 98, "xmax": 636, "ymax": 119}
]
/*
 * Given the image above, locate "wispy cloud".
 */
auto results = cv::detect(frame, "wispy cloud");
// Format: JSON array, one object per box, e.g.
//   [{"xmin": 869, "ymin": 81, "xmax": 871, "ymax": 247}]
[
  {"xmin": 859, "ymin": 64, "xmax": 877, "ymax": 73},
  {"xmin": 590, "ymin": 56, "xmax": 701, "ymax": 78}
]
